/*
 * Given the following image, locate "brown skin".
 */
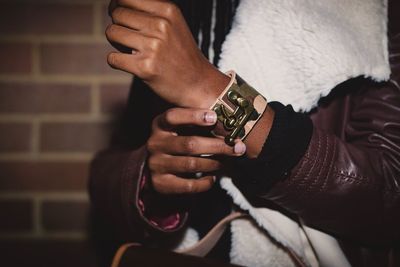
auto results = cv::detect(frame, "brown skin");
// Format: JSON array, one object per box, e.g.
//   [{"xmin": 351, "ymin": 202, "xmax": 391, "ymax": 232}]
[
  {"xmin": 147, "ymin": 108, "xmax": 246, "ymax": 194},
  {"xmin": 107, "ymin": 0, "xmax": 274, "ymax": 194},
  {"xmin": 106, "ymin": 0, "xmax": 229, "ymax": 108}
]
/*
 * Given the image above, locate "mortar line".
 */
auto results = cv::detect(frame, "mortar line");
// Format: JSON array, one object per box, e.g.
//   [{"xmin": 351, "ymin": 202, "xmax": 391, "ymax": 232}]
[
  {"xmin": 93, "ymin": 1, "xmax": 104, "ymax": 37},
  {"xmin": 30, "ymin": 119, "xmax": 40, "ymax": 158},
  {"xmin": 32, "ymin": 196, "xmax": 42, "ymax": 237},
  {"xmin": 91, "ymin": 82, "xmax": 101, "ymax": 116},
  {"xmin": 0, "ymin": 114, "xmax": 111, "ymax": 122},
  {"xmin": 31, "ymin": 41, "xmax": 40, "ymax": 77},
  {"xmin": 0, "ymin": 0, "xmax": 104, "ymax": 4},
  {"xmin": 0, "ymin": 152, "xmax": 94, "ymax": 161},
  {"xmin": 0, "ymin": 35, "xmax": 108, "ymax": 43},
  {"xmin": 0, "ymin": 74, "xmax": 132, "ymax": 84},
  {"xmin": 0, "ymin": 192, "xmax": 88, "ymax": 200},
  {"xmin": 0, "ymin": 232, "xmax": 87, "ymax": 241}
]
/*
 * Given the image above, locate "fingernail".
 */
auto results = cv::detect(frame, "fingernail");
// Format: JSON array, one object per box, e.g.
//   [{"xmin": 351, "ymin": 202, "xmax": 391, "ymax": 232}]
[
  {"xmin": 234, "ymin": 142, "xmax": 246, "ymax": 155},
  {"xmin": 204, "ymin": 112, "xmax": 217, "ymax": 124},
  {"xmin": 212, "ymin": 176, "xmax": 217, "ymax": 183}
]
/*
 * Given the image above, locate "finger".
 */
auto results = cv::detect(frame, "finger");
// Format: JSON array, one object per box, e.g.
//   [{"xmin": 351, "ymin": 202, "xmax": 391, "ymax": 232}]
[
  {"xmin": 106, "ymin": 24, "xmax": 147, "ymax": 52},
  {"xmin": 149, "ymin": 154, "xmax": 221, "ymax": 174},
  {"xmin": 117, "ymin": 0, "xmax": 180, "ymax": 19},
  {"xmin": 152, "ymin": 174, "xmax": 216, "ymax": 194},
  {"xmin": 111, "ymin": 7, "xmax": 159, "ymax": 34},
  {"xmin": 107, "ymin": 51, "xmax": 138, "ymax": 74},
  {"xmin": 156, "ymin": 108, "xmax": 217, "ymax": 131},
  {"xmin": 107, "ymin": 51, "xmax": 152, "ymax": 77},
  {"xmin": 152, "ymin": 135, "xmax": 246, "ymax": 156}
]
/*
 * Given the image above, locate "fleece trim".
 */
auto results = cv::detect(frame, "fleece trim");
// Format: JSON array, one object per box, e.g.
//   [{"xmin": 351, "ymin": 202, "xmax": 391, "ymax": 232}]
[
  {"xmin": 173, "ymin": 0, "xmax": 389, "ymax": 266},
  {"xmin": 217, "ymin": 0, "xmax": 388, "ymax": 266},
  {"xmin": 218, "ymin": 0, "xmax": 390, "ymax": 112}
]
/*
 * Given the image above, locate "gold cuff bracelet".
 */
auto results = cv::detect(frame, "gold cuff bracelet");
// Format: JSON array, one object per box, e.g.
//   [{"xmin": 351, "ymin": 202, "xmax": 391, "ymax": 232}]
[{"xmin": 209, "ymin": 71, "xmax": 268, "ymax": 146}]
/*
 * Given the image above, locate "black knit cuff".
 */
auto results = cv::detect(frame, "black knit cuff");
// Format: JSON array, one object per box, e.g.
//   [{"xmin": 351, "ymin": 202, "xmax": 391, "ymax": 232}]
[{"xmin": 231, "ymin": 102, "xmax": 313, "ymax": 196}]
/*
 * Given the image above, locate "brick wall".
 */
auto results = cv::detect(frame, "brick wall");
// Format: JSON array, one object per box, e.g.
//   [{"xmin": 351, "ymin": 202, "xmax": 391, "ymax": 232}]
[{"xmin": 0, "ymin": 0, "xmax": 131, "ymax": 266}]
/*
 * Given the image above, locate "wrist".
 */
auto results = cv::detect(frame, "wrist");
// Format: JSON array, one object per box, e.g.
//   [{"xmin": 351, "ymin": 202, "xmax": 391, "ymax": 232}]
[{"xmin": 185, "ymin": 65, "xmax": 231, "ymax": 109}]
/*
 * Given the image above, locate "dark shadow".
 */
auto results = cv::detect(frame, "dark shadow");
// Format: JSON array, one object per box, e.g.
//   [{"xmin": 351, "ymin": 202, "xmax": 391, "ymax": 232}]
[{"xmin": 87, "ymin": 78, "xmax": 171, "ymax": 267}]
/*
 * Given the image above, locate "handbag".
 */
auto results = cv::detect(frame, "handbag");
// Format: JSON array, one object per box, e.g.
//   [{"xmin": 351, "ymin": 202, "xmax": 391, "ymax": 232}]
[{"xmin": 111, "ymin": 212, "xmax": 307, "ymax": 267}]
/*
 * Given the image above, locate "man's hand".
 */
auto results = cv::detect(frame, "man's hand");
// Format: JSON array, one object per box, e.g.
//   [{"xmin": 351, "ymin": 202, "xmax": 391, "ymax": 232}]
[
  {"xmin": 147, "ymin": 108, "xmax": 246, "ymax": 194},
  {"xmin": 106, "ymin": 0, "xmax": 230, "ymax": 108}
]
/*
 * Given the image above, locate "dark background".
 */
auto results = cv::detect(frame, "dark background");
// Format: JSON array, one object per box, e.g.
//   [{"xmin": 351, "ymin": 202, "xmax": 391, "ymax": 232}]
[{"xmin": 0, "ymin": 0, "xmax": 132, "ymax": 266}]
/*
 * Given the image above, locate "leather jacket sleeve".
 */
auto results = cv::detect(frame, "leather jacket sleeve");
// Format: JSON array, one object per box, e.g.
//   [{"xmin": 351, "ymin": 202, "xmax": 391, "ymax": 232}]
[
  {"xmin": 89, "ymin": 146, "xmax": 149, "ymax": 242},
  {"xmin": 261, "ymin": 27, "xmax": 400, "ymax": 245},
  {"xmin": 89, "ymin": 80, "xmax": 187, "ymax": 248}
]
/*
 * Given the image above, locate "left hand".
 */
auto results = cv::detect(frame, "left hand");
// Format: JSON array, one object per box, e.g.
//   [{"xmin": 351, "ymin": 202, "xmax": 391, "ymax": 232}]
[
  {"xmin": 147, "ymin": 107, "xmax": 246, "ymax": 194},
  {"xmin": 106, "ymin": 0, "xmax": 230, "ymax": 108}
]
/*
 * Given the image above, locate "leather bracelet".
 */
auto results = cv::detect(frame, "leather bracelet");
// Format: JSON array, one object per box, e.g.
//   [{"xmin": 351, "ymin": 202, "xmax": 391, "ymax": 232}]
[{"xmin": 210, "ymin": 71, "xmax": 268, "ymax": 146}]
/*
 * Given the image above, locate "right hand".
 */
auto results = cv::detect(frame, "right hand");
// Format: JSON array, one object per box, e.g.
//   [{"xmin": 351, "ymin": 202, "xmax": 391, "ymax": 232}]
[
  {"xmin": 147, "ymin": 108, "xmax": 247, "ymax": 195},
  {"xmin": 106, "ymin": 0, "xmax": 229, "ymax": 108}
]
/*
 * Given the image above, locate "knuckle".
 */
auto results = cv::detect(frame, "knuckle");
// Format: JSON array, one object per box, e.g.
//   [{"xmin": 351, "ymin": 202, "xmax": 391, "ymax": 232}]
[
  {"xmin": 111, "ymin": 7, "xmax": 124, "ymax": 20},
  {"xmin": 140, "ymin": 58, "xmax": 157, "ymax": 78},
  {"xmin": 151, "ymin": 116, "xmax": 159, "ymax": 131},
  {"xmin": 190, "ymin": 111, "xmax": 203, "ymax": 123},
  {"xmin": 155, "ymin": 18, "xmax": 170, "ymax": 34},
  {"xmin": 183, "ymin": 137, "xmax": 197, "ymax": 153},
  {"xmin": 147, "ymin": 156, "xmax": 157, "ymax": 171},
  {"xmin": 152, "ymin": 174, "xmax": 173, "ymax": 195},
  {"xmin": 164, "ymin": 108, "xmax": 178, "ymax": 124},
  {"xmin": 163, "ymin": 3, "xmax": 179, "ymax": 18},
  {"xmin": 146, "ymin": 138, "xmax": 157, "ymax": 153},
  {"xmin": 217, "ymin": 140, "xmax": 228, "ymax": 154},
  {"xmin": 151, "ymin": 175, "xmax": 163, "ymax": 192},
  {"xmin": 186, "ymin": 180, "xmax": 195, "ymax": 194},
  {"xmin": 147, "ymin": 38, "xmax": 162, "ymax": 53},
  {"xmin": 111, "ymin": 7, "xmax": 127, "ymax": 22},
  {"xmin": 105, "ymin": 24, "xmax": 114, "ymax": 37},
  {"xmin": 184, "ymin": 158, "xmax": 197, "ymax": 172},
  {"xmin": 204, "ymin": 177, "xmax": 214, "ymax": 190},
  {"xmin": 107, "ymin": 52, "xmax": 118, "ymax": 67}
]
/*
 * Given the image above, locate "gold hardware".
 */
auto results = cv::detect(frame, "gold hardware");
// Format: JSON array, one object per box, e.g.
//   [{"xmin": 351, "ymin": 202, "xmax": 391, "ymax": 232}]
[
  {"xmin": 213, "ymin": 88, "xmax": 259, "ymax": 146},
  {"xmin": 209, "ymin": 71, "xmax": 267, "ymax": 146}
]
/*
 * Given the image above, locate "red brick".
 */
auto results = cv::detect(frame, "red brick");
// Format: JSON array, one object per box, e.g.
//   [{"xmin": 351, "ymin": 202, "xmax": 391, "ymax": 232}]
[
  {"xmin": 0, "ymin": 43, "xmax": 32, "ymax": 74},
  {"xmin": 0, "ymin": 122, "xmax": 32, "ymax": 152},
  {"xmin": 0, "ymin": 3, "xmax": 93, "ymax": 35},
  {"xmin": 0, "ymin": 161, "xmax": 89, "ymax": 192},
  {"xmin": 0, "ymin": 200, "xmax": 32, "ymax": 232},
  {"xmin": 0, "ymin": 240, "xmax": 97, "ymax": 267},
  {"xmin": 100, "ymin": 83, "xmax": 131, "ymax": 113},
  {"xmin": 40, "ymin": 43, "xmax": 121, "ymax": 75},
  {"xmin": 0, "ymin": 82, "xmax": 91, "ymax": 114},
  {"xmin": 40, "ymin": 122, "xmax": 112, "ymax": 152},
  {"xmin": 42, "ymin": 201, "xmax": 89, "ymax": 231}
]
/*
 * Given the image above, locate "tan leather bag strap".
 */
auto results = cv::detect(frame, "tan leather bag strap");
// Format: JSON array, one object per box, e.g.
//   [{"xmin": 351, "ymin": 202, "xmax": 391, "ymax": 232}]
[
  {"xmin": 177, "ymin": 211, "xmax": 247, "ymax": 257},
  {"xmin": 111, "ymin": 212, "xmax": 308, "ymax": 267},
  {"xmin": 178, "ymin": 212, "xmax": 307, "ymax": 267}
]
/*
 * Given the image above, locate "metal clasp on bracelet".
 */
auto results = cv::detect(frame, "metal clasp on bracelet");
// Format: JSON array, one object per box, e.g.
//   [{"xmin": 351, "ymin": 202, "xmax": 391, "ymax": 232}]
[{"xmin": 214, "ymin": 89, "xmax": 259, "ymax": 145}]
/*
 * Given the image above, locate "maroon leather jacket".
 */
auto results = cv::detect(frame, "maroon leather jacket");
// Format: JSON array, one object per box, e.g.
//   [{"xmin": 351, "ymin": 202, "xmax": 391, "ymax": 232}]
[{"xmin": 90, "ymin": 2, "xmax": 400, "ymax": 266}]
